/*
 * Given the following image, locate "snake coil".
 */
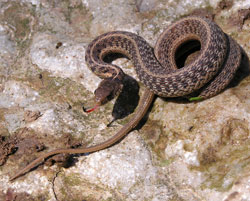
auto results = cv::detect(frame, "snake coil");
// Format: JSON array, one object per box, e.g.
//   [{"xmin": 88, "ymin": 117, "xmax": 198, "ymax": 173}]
[{"xmin": 10, "ymin": 16, "xmax": 242, "ymax": 181}]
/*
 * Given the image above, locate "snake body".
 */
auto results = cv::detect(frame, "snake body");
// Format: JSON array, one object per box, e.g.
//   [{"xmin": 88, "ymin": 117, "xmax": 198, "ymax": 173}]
[
  {"xmin": 10, "ymin": 16, "xmax": 242, "ymax": 181},
  {"xmin": 86, "ymin": 16, "xmax": 241, "ymax": 98}
]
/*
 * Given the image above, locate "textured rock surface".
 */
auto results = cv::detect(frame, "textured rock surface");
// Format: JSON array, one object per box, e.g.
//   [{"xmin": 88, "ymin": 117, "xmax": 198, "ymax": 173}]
[{"xmin": 0, "ymin": 0, "xmax": 249, "ymax": 201}]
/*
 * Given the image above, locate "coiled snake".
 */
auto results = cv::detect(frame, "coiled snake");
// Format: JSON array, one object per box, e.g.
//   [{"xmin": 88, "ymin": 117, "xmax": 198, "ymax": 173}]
[{"xmin": 10, "ymin": 16, "xmax": 242, "ymax": 180}]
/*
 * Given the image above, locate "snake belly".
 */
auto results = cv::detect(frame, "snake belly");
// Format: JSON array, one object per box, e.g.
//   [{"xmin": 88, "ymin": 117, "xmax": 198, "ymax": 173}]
[{"xmin": 85, "ymin": 16, "xmax": 242, "ymax": 99}]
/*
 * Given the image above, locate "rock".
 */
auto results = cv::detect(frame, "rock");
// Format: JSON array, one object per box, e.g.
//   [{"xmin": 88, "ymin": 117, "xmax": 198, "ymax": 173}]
[{"xmin": 0, "ymin": 0, "xmax": 249, "ymax": 201}]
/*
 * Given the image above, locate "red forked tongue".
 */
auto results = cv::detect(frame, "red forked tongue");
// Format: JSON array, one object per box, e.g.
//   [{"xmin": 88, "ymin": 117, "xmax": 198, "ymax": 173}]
[{"xmin": 85, "ymin": 104, "xmax": 99, "ymax": 113}]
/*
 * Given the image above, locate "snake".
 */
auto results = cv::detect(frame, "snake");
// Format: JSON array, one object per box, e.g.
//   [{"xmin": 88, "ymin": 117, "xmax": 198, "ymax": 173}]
[{"xmin": 10, "ymin": 16, "xmax": 242, "ymax": 181}]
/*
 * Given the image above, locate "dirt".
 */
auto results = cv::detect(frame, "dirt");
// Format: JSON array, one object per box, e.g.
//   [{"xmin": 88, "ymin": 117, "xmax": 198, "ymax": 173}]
[
  {"xmin": 23, "ymin": 111, "xmax": 41, "ymax": 123},
  {"xmin": 1, "ymin": 126, "xmax": 83, "ymax": 177},
  {"xmin": 217, "ymin": 0, "xmax": 233, "ymax": 10},
  {"xmin": 237, "ymin": 8, "xmax": 250, "ymax": 27},
  {"xmin": 0, "ymin": 136, "xmax": 17, "ymax": 166},
  {"xmin": 189, "ymin": 8, "xmax": 215, "ymax": 20},
  {"xmin": 9, "ymin": 128, "xmax": 45, "ymax": 157},
  {"xmin": 229, "ymin": 7, "xmax": 250, "ymax": 29},
  {"xmin": 0, "ymin": 188, "xmax": 36, "ymax": 201}
]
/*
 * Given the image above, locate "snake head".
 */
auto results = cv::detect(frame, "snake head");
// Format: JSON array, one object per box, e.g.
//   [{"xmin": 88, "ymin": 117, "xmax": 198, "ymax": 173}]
[
  {"xmin": 94, "ymin": 78, "xmax": 123, "ymax": 105},
  {"xmin": 84, "ymin": 78, "xmax": 123, "ymax": 113}
]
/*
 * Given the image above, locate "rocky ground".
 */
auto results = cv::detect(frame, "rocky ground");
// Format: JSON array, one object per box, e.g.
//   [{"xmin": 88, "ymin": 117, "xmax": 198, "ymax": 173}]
[{"xmin": 0, "ymin": 0, "xmax": 249, "ymax": 201}]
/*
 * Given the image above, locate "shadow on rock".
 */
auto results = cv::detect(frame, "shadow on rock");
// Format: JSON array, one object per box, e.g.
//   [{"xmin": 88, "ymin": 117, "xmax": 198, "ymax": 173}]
[{"xmin": 110, "ymin": 75, "xmax": 140, "ymax": 125}]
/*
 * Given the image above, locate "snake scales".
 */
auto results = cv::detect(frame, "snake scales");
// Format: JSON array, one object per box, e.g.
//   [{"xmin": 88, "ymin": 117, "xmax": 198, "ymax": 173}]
[{"xmin": 10, "ymin": 16, "xmax": 242, "ymax": 180}]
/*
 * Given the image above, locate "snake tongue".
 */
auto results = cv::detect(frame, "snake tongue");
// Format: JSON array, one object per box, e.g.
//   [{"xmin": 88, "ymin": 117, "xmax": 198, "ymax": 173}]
[{"xmin": 84, "ymin": 104, "xmax": 99, "ymax": 113}]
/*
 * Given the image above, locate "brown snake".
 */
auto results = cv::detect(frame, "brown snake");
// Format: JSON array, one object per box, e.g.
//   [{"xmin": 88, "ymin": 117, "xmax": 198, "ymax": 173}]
[{"xmin": 10, "ymin": 16, "xmax": 242, "ymax": 181}]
